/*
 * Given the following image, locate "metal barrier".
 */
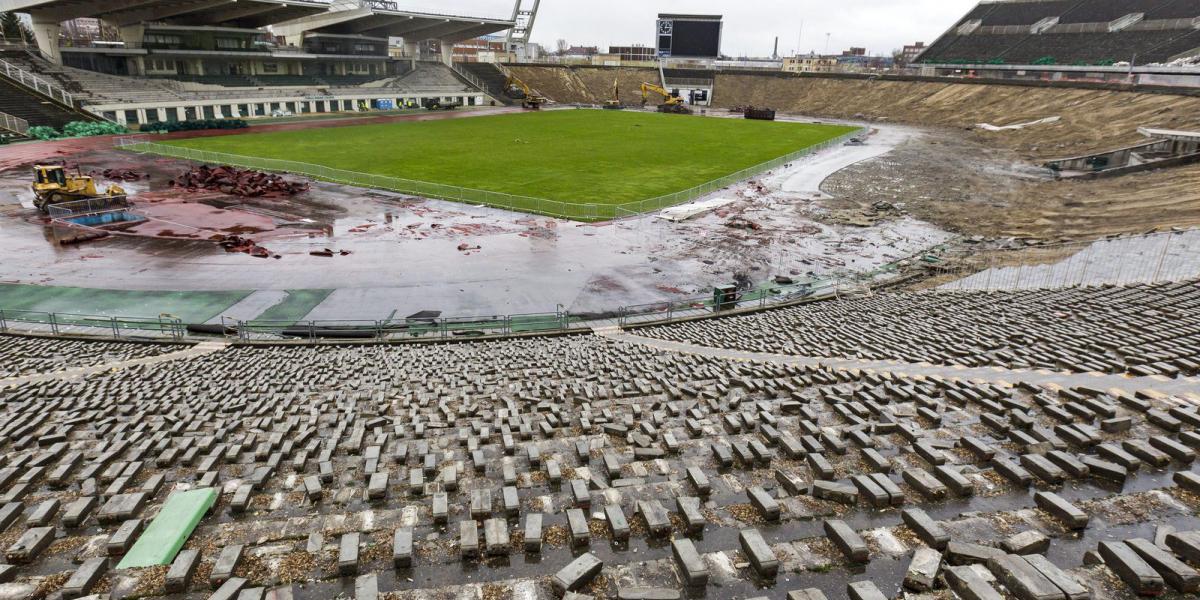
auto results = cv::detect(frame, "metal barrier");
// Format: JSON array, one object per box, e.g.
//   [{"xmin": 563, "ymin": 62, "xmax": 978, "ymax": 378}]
[
  {"xmin": 0, "ymin": 111, "xmax": 29, "ymax": 135},
  {"xmin": 221, "ymin": 310, "xmax": 573, "ymax": 342},
  {"xmin": 0, "ymin": 309, "xmax": 185, "ymax": 340},
  {"xmin": 0, "ymin": 59, "xmax": 75, "ymax": 107},
  {"xmin": 115, "ymin": 125, "xmax": 864, "ymax": 222}
]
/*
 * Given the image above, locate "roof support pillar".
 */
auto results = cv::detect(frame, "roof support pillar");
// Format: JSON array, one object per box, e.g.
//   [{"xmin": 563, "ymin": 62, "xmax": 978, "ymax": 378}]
[{"xmin": 29, "ymin": 17, "xmax": 61, "ymax": 65}]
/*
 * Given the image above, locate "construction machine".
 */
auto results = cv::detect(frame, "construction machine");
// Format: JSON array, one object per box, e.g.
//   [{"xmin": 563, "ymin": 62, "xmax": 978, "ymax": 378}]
[
  {"xmin": 422, "ymin": 98, "xmax": 460, "ymax": 111},
  {"xmin": 31, "ymin": 165, "xmax": 127, "ymax": 213},
  {"xmin": 640, "ymin": 82, "xmax": 691, "ymax": 114},
  {"xmin": 603, "ymin": 78, "xmax": 622, "ymax": 109},
  {"xmin": 504, "ymin": 75, "xmax": 547, "ymax": 110}
]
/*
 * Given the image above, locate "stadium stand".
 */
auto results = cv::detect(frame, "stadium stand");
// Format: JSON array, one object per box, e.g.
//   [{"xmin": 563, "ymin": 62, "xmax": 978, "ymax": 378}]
[
  {"xmin": 456, "ymin": 62, "xmax": 511, "ymax": 102},
  {"xmin": 0, "ymin": 1, "xmax": 513, "ymax": 125},
  {"xmin": 1059, "ymin": 0, "xmax": 1167, "ymax": 24},
  {"xmin": 1147, "ymin": 0, "xmax": 1200, "ymax": 19},
  {"xmin": 0, "ymin": 335, "xmax": 183, "ymax": 378},
  {"xmin": 974, "ymin": 0, "xmax": 1078, "ymax": 27},
  {"xmin": 637, "ymin": 281, "xmax": 1200, "ymax": 377},
  {"xmin": 0, "ymin": 76, "xmax": 81, "ymax": 129},
  {"xmin": 0, "ymin": 294, "xmax": 1198, "ymax": 598},
  {"xmin": 917, "ymin": 0, "xmax": 1200, "ymax": 66}
]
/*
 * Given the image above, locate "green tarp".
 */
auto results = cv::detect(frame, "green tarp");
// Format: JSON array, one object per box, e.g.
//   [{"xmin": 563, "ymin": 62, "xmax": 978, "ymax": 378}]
[{"xmin": 116, "ymin": 487, "xmax": 217, "ymax": 569}]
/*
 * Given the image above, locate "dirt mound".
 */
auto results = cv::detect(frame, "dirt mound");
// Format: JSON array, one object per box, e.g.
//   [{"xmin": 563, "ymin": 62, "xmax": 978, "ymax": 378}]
[
  {"xmin": 710, "ymin": 74, "xmax": 1200, "ymax": 160},
  {"xmin": 505, "ymin": 66, "xmax": 659, "ymax": 105}
]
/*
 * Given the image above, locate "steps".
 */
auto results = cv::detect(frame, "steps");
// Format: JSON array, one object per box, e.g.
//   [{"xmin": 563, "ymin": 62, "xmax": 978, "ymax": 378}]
[
  {"xmin": 0, "ymin": 77, "xmax": 80, "ymax": 129},
  {"xmin": 455, "ymin": 62, "xmax": 513, "ymax": 105}
]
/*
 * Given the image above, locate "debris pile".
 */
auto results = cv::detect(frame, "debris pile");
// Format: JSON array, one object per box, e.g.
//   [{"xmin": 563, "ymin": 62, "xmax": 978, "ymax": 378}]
[
  {"xmin": 170, "ymin": 166, "xmax": 309, "ymax": 197},
  {"xmin": 98, "ymin": 168, "xmax": 146, "ymax": 181},
  {"xmin": 216, "ymin": 234, "xmax": 276, "ymax": 259},
  {"xmin": 309, "ymin": 248, "xmax": 352, "ymax": 257},
  {"xmin": 725, "ymin": 217, "xmax": 762, "ymax": 231}
]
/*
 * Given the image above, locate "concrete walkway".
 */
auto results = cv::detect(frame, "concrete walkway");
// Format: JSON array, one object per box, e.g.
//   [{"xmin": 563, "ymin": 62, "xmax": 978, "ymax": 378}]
[
  {"xmin": 600, "ymin": 329, "xmax": 1200, "ymax": 404},
  {"xmin": 0, "ymin": 340, "xmax": 229, "ymax": 389}
]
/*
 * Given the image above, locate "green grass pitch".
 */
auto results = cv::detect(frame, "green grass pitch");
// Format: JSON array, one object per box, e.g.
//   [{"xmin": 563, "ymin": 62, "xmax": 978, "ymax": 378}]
[{"xmin": 163, "ymin": 110, "xmax": 856, "ymax": 214}]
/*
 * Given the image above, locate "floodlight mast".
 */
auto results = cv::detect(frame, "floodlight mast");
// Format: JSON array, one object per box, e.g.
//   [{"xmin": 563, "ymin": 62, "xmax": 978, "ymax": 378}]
[{"xmin": 506, "ymin": 0, "xmax": 541, "ymax": 46}]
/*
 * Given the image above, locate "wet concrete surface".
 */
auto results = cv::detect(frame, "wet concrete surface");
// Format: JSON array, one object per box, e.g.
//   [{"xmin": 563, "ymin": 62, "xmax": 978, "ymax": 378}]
[{"xmin": 0, "ymin": 114, "xmax": 951, "ymax": 321}]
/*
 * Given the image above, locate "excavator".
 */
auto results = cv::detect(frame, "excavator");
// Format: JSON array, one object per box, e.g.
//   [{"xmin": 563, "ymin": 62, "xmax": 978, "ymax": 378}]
[
  {"xmin": 640, "ymin": 82, "xmax": 691, "ymax": 114},
  {"xmin": 603, "ymin": 78, "xmax": 622, "ymax": 110},
  {"xmin": 504, "ymin": 75, "xmax": 547, "ymax": 110},
  {"xmin": 31, "ymin": 165, "xmax": 126, "ymax": 213}
]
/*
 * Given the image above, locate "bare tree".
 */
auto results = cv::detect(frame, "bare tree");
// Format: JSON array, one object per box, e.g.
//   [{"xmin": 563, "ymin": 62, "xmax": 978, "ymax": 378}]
[{"xmin": 555, "ymin": 39, "xmax": 568, "ymax": 56}]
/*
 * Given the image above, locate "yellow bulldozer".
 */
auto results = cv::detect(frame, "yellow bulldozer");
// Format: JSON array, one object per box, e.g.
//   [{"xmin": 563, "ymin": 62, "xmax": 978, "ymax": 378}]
[
  {"xmin": 640, "ymin": 83, "xmax": 691, "ymax": 114},
  {"xmin": 31, "ymin": 165, "xmax": 127, "ymax": 213}
]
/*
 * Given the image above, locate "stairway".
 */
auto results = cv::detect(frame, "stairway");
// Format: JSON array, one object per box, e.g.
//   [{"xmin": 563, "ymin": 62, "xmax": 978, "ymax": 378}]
[
  {"xmin": 455, "ymin": 62, "xmax": 514, "ymax": 105},
  {"xmin": 0, "ymin": 77, "xmax": 80, "ymax": 130}
]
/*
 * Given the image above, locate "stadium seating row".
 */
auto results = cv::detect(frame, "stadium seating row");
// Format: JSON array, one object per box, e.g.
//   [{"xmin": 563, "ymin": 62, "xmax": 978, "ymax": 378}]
[
  {"xmin": 0, "ymin": 335, "xmax": 181, "ymax": 379},
  {"xmin": 637, "ymin": 281, "xmax": 1200, "ymax": 377},
  {"xmin": 960, "ymin": 0, "xmax": 1199, "ymax": 28},
  {"xmin": 919, "ymin": 28, "xmax": 1199, "ymax": 65},
  {"xmin": 0, "ymin": 51, "xmax": 472, "ymax": 111},
  {"xmin": 0, "ymin": 292, "xmax": 1198, "ymax": 598}
]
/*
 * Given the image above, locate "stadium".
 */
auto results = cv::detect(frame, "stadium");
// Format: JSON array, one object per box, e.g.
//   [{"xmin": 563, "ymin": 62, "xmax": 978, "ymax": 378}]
[{"xmin": 0, "ymin": 0, "xmax": 1198, "ymax": 599}]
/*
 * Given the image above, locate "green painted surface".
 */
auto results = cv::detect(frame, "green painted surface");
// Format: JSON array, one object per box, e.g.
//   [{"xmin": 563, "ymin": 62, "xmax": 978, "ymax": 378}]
[
  {"xmin": 165, "ymin": 111, "xmax": 857, "ymax": 206},
  {"xmin": 116, "ymin": 487, "xmax": 217, "ymax": 569},
  {"xmin": 0, "ymin": 284, "xmax": 250, "ymax": 323},
  {"xmin": 252, "ymin": 289, "xmax": 334, "ymax": 324}
]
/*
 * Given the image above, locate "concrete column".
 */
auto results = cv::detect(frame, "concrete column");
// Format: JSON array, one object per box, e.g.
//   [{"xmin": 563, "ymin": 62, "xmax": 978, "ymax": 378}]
[
  {"xmin": 30, "ymin": 19, "xmax": 62, "ymax": 65},
  {"xmin": 440, "ymin": 40, "xmax": 454, "ymax": 66},
  {"xmin": 156, "ymin": 108, "xmax": 167, "ymax": 122},
  {"xmin": 117, "ymin": 24, "xmax": 145, "ymax": 48}
]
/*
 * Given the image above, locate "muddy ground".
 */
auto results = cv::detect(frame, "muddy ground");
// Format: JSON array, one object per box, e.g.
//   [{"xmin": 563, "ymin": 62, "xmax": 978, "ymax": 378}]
[
  {"xmin": 819, "ymin": 126, "xmax": 1200, "ymax": 242},
  {"xmin": 0, "ymin": 119, "xmax": 951, "ymax": 319}
]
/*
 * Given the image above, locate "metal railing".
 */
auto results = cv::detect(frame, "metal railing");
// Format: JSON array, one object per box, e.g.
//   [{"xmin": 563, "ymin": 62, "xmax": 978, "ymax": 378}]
[
  {"xmin": 449, "ymin": 63, "xmax": 492, "ymax": 96},
  {"xmin": 0, "ymin": 309, "xmax": 186, "ymax": 340},
  {"xmin": 0, "ymin": 110, "xmax": 29, "ymax": 135},
  {"xmin": 0, "ymin": 58, "xmax": 75, "ymax": 107},
  {"xmin": 115, "ymin": 125, "xmax": 864, "ymax": 222},
  {"xmin": 224, "ymin": 310, "xmax": 575, "ymax": 342}
]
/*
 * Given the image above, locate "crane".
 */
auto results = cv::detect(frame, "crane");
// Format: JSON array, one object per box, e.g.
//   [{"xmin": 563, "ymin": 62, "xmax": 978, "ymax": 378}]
[
  {"xmin": 640, "ymin": 82, "xmax": 691, "ymax": 114},
  {"xmin": 504, "ymin": 75, "xmax": 547, "ymax": 110}
]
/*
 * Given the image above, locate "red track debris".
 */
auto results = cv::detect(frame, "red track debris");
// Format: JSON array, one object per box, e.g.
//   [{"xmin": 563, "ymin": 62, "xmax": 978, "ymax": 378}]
[{"xmin": 170, "ymin": 165, "xmax": 309, "ymax": 197}]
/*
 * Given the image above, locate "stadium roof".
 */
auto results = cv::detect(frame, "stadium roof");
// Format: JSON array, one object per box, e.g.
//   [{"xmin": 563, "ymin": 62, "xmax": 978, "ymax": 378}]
[
  {"xmin": 274, "ymin": 3, "xmax": 516, "ymax": 44},
  {"xmin": 10, "ymin": 0, "xmax": 332, "ymax": 29}
]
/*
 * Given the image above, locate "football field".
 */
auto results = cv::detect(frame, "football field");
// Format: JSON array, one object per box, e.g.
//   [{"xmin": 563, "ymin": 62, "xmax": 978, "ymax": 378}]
[{"xmin": 160, "ymin": 109, "xmax": 857, "ymax": 217}]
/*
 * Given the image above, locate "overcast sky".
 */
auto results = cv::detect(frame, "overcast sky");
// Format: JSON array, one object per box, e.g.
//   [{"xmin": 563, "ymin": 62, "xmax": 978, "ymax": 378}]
[{"xmin": 427, "ymin": 0, "xmax": 980, "ymax": 57}]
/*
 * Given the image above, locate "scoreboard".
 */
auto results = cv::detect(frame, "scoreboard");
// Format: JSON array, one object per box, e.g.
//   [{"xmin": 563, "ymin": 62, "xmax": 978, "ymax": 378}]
[{"xmin": 656, "ymin": 14, "xmax": 722, "ymax": 58}]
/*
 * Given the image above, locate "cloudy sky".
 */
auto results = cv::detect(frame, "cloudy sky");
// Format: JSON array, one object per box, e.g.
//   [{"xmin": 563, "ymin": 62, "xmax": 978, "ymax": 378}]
[{"xmin": 425, "ymin": 0, "xmax": 980, "ymax": 57}]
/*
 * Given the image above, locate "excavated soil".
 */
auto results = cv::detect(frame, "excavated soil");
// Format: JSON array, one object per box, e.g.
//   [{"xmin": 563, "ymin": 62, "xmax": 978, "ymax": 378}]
[
  {"xmin": 507, "ymin": 66, "xmax": 660, "ymax": 107},
  {"xmin": 821, "ymin": 130, "xmax": 1200, "ymax": 240},
  {"xmin": 710, "ymin": 74, "xmax": 1200, "ymax": 160}
]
